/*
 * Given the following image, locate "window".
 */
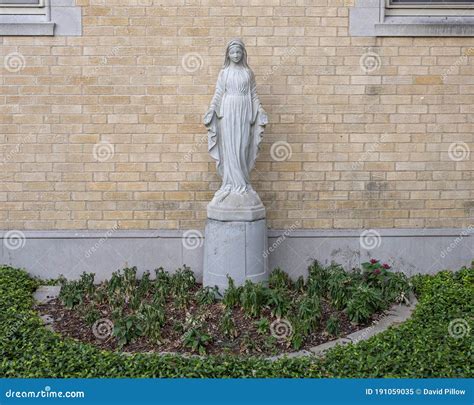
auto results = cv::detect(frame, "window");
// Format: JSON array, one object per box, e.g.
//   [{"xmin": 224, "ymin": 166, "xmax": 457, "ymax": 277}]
[
  {"xmin": 349, "ymin": 0, "xmax": 474, "ymax": 36},
  {"xmin": 0, "ymin": 0, "xmax": 43, "ymax": 5},
  {"xmin": 0, "ymin": 0, "xmax": 81, "ymax": 36},
  {"xmin": 389, "ymin": 0, "xmax": 474, "ymax": 5},
  {"xmin": 0, "ymin": 0, "xmax": 46, "ymax": 15}
]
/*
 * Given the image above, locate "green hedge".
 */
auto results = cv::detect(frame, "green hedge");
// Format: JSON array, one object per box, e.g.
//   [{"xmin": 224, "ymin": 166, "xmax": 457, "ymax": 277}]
[{"xmin": 0, "ymin": 265, "xmax": 472, "ymax": 378}]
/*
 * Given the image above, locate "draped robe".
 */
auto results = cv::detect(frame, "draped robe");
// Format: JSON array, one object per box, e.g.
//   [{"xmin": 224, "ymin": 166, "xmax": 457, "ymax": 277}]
[{"xmin": 206, "ymin": 66, "xmax": 266, "ymax": 198}]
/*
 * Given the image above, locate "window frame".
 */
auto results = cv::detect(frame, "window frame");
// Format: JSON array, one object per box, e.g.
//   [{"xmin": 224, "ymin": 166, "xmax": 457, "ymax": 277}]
[
  {"xmin": 385, "ymin": 0, "xmax": 474, "ymax": 15},
  {"xmin": 0, "ymin": 0, "xmax": 46, "ymax": 15},
  {"xmin": 0, "ymin": 0, "xmax": 44, "ymax": 7},
  {"xmin": 349, "ymin": 0, "xmax": 474, "ymax": 36},
  {"xmin": 388, "ymin": 0, "xmax": 474, "ymax": 7}
]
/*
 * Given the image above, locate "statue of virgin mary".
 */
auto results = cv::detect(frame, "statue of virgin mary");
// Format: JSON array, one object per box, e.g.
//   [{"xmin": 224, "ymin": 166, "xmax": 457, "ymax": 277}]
[{"xmin": 204, "ymin": 39, "xmax": 268, "ymax": 221}]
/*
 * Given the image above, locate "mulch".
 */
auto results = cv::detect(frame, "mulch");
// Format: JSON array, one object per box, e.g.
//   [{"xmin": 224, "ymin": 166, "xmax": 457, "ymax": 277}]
[{"xmin": 35, "ymin": 291, "xmax": 384, "ymax": 357}]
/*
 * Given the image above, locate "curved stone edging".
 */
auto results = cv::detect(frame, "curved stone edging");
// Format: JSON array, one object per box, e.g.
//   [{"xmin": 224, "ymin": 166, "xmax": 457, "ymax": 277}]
[
  {"xmin": 33, "ymin": 286, "xmax": 418, "ymax": 360},
  {"xmin": 268, "ymin": 294, "xmax": 418, "ymax": 361}
]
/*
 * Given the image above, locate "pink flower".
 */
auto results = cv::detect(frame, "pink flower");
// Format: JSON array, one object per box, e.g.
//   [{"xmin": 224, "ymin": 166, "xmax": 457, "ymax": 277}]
[
  {"xmin": 382, "ymin": 263, "xmax": 391, "ymax": 270},
  {"xmin": 373, "ymin": 269, "xmax": 381, "ymax": 275},
  {"xmin": 370, "ymin": 259, "xmax": 379, "ymax": 264}
]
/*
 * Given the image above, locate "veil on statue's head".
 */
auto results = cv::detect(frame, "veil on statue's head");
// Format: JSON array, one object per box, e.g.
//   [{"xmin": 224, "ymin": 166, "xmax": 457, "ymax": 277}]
[{"xmin": 223, "ymin": 38, "xmax": 250, "ymax": 69}]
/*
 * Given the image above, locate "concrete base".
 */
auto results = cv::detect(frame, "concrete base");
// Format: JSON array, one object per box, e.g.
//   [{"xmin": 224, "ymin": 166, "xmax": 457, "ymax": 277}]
[
  {"xmin": 0, "ymin": 228, "xmax": 472, "ymax": 281},
  {"xmin": 203, "ymin": 218, "xmax": 269, "ymax": 292}
]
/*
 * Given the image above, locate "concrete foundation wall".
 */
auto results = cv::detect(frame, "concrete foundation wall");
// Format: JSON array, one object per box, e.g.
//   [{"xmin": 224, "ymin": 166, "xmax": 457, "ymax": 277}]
[{"xmin": 1, "ymin": 228, "xmax": 471, "ymax": 281}]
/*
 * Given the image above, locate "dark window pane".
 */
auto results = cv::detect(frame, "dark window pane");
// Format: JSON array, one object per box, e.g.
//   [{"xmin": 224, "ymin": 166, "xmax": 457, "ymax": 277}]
[{"xmin": 0, "ymin": 0, "xmax": 40, "ymax": 4}]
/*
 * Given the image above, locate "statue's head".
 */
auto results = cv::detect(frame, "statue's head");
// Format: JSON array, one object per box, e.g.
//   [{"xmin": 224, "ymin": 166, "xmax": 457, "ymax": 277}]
[{"xmin": 223, "ymin": 38, "xmax": 249, "ymax": 69}]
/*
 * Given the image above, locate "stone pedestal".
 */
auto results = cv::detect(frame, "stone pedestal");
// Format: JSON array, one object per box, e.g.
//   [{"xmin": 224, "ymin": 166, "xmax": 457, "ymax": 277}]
[{"xmin": 203, "ymin": 218, "xmax": 269, "ymax": 292}]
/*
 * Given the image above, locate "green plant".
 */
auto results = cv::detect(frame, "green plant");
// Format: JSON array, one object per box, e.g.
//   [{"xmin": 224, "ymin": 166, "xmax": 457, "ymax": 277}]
[
  {"xmin": 123, "ymin": 267, "xmax": 138, "ymax": 303},
  {"xmin": 106, "ymin": 270, "xmax": 124, "ymax": 298},
  {"xmin": 58, "ymin": 272, "xmax": 96, "ymax": 309},
  {"xmin": 263, "ymin": 335, "xmax": 278, "ymax": 354},
  {"xmin": 82, "ymin": 306, "xmax": 101, "ymax": 327},
  {"xmin": 222, "ymin": 276, "xmax": 241, "ymax": 308},
  {"xmin": 152, "ymin": 289, "xmax": 166, "ymax": 307},
  {"xmin": 240, "ymin": 332, "xmax": 260, "ymax": 354},
  {"xmin": 154, "ymin": 267, "xmax": 171, "ymax": 296},
  {"xmin": 327, "ymin": 266, "xmax": 352, "ymax": 310},
  {"xmin": 288, "ymin": 317, "xmax": 305, "ymax": 350},
  {"xmin": 268, "ymin": 268, "xmax": 292, "ymax": 290},
  {"xmin": 220, "ymin": 309, "xmax": 237, "ymax": 339},
  {"xmin": 325, "ymin": 315, "xmax": 340, "ymax": 337},
  {"xmin": 112, "ymin": 311, "xmax": 144, "ymax": 348},
  {"xmin": 255, "ymin": 317, "xmax": 270, "ymax": 335},
  {"xmin": 295, "ymin": 276, "xmax": 305, "ymax": 293},
  {"xmin": 361, "ymin": 260, "xmax": 412, "ymax": 305},
  {"xmin": 182, "ymin": 328, "xmax": 212, "ymax": 355},
  {"xmin": 103, "ymin": 268, "xmax": 139, "ymax": 308},
  {"xmin": 58, "ymin": 281, "xmax": 84, "ymax": 309},
  {"xmin": 306, "ymin": 261, "xmax": 328, "ymax": 297},
  {"xmin": 265, "ymin": 289, "xmax": 291, "ymax": 318},
  {"xmin": 346, "ymin": 284, "xmax": 383, "ymax": 324},
  {"xmin": 93, "ymin": 287, "xmax": 107, "ymax": 305},
  {"xmin": 137, "ymin": 271, "xmax": 152, "ymax": 298},
  {"xmin": 384, "ymin": 272, "xmax": 412, "ymax": 305},
  {"xmin": 296, "ymin": 294, "xmax": 321, "ymax": 334},
  {"xmin": 129, "ymin": 293, "xmax": 143, "ymax": 311},
  {"xmin": 137, "ymin": 303, "xmax": 165, "ymax": 344},
  {"xmin": 170, "ymin": 266, "xmax": 195, "ymax": 308},
  {"xmin": 170, "ymin": 266, "xmax": 195, "ymax": 293},
  {"xmin": 78, "ymin": 272, "xmax": 96, "ymax": 296},
  {"xmin": 196, "ymin": 286, "xmax": 217, "ymax": 306},
  {"xmin": 240, "ymin": 280, "xmax": 266, "ymax": 318}
]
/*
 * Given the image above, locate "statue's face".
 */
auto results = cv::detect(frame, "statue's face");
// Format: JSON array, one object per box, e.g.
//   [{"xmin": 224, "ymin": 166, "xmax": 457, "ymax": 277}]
[{"xmin": 229, "ymin": 46, "xmax": 243, "ymax": 64}]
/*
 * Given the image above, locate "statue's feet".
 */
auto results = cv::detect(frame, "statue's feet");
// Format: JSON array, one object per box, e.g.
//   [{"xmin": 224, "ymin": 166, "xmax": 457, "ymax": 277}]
[{"xmin": 207, "ymin": 186, "xmax": 265, "ymax": 221}]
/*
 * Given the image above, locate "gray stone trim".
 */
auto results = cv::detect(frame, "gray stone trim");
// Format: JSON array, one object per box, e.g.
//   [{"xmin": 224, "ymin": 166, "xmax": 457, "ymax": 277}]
[
  {"xmin": 0, "ymin": 0, "xmax": 81, "ymax": 36},
  {"xmin": 350, "ymin": 0, "xmax": 474, "ymax": 37},
  {"xmin": 1, "ymin": 227, "xmax": 472, "ymax": 282},
  {"xmin": 0, "ymin": 230, "xmax": 185, "ymax": 239},
  {"xmin": 0, "ymin": 228, "xmax": 469, "ymax": 239},
  {"xmin": 0, "ymin": 21, "xmax": 53, "ymax": 35},
  {"xmin": 375, "ymin": 22, "xmax": 474, "ymax": 36},
  {"xmin": 268, "ymin": 228, "xmax": 471, "ymax": 238},
  {"xmin": 50, "ymin": 3, "xmax": 81, "ymax": 36}
]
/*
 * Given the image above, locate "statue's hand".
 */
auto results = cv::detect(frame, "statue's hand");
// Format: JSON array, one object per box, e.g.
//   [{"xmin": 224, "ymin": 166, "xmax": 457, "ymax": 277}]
[
  {"xmin": 258, "ymin": 108, "xmax": 268, "ymax": 126},
  {"xmin": 203, "ymin": 109, "xmax": 215, "ymax": 126}
]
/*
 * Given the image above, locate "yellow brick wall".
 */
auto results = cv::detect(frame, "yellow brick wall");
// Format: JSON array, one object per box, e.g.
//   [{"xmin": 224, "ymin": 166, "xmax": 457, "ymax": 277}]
[{"xmin": 0, "ymin": 0, "xmax": 473, "ymax": 230}]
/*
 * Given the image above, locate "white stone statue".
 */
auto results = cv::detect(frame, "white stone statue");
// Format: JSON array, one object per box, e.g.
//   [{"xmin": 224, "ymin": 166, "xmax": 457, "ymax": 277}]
[{"xmin": 204, "ymin": 39, "xmax": 268, "ymax": 221}]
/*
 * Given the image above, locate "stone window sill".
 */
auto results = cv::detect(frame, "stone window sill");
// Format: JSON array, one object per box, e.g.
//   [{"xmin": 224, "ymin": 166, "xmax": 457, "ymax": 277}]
[
  {"xmin": 375, "ymin": 16, "xmax": 474, "ymax": 36},
  {"xmin": 0, "ymin": 22, "xmax": 54, "ymax": 35}
]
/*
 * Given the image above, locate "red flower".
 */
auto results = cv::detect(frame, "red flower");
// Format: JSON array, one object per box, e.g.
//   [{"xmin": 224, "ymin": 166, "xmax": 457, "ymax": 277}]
[
  {"xmin": 370, "ymin": 259, "xmax": 379, "ymax": 264},
  {"xmin": 373, "ymin": 269, "xmax": 381, "ymax": 275},
  {"xmin": 382, "ymin": 263, "xmax": 391, "ymax": 269}
]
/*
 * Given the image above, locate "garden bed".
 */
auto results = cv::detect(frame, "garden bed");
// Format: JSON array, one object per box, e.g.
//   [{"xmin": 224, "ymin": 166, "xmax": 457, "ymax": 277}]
[
  {"xmin": 36, "ymin": 260, "xmax": 411, "ymax": 356},
  {"xmin": 0, "ymin": 263, "xmax": 472, "ymax": 377}
]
